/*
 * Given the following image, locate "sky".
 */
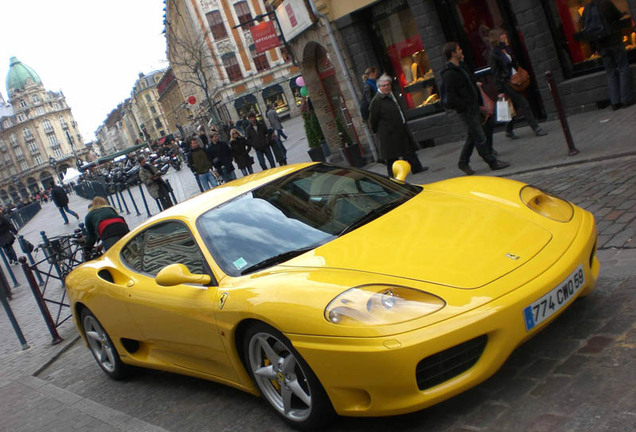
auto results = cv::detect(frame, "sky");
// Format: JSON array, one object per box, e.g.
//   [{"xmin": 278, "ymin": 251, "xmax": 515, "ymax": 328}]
[{"xmin": 0, "ymin": 0, "xmax": 168, "ymax": 142}]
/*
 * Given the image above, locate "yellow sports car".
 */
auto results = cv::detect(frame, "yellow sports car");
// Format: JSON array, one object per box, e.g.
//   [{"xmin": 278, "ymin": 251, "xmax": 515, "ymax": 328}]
[{"xmin": 65, "ymin": 162, "xmax": 599, "ymax": 429}]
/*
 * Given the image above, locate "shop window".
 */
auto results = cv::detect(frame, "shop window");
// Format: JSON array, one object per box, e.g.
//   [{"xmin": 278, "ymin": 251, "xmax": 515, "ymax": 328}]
[
  {"xmin": 206, "ymin": 10, "xmax": 228, "ymax": 40},
  {"xmin": 235, "ymin": 1, "xmax": 254, "ymax": 28},
  {"xmin": 543, "ymin": 0, "xmax": 635, "ymax": 76},
  {"xmin": 263, "ymin": 85, "xmax": 289, "ymax": 114},
  {"xmin": 371, "ymin": 0, "xmax": 441, "ymax": 115},
  {"xmin": 250, "ymin": 45, "xmax": 270, "ymax": 72},
  {"xmin": 222, "ymin": 53, "xmax": 243, "ymax": 82}
]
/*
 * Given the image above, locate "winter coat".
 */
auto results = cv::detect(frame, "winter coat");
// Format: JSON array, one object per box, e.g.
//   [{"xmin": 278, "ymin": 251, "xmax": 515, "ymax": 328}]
[
  {"xmin": 0, "ymin": 215, "xmax": 16, "ymax": 248},
  {"xmin": 51, "ymin": 185, "xmax": 69, "ymax": 208},
  {"xmin": 230, "ymin": 137, "xmax": 253, "ymax": 170},
  {"xmin": 246, "ymin": 121, "xmax": 269, "ymax": 151},
  {"xmin": 266, "ymin": 108, "xmax": 283, "ymax": 131},
  {"xmin": 208, "ymin": 141, "xmax": 235, "ymax": 172},
  {"xmin": 368, "ymin": 91, "xmax": 412, "ymax": 161},
  {"xmin": 442, "ymin": 61, "xmax": 482, "ymax": 114},
  {"xmin": 188, "ymin": 147, "xmax": 211, "ymax": 174},
  {"xmin": 84, "ymin": 205, "xmax": 129, "ymax": 247},
  {"xmin": 489, "ymin": 45, "xmax": 520, "ymax": 93},
  {"xmin": 139, "ymin": 163, "xmax": 163, "ymax": 199}
]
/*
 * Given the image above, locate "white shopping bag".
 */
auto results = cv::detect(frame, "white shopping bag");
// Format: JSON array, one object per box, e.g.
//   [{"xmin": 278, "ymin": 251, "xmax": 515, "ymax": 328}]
[{"xmin": 496, "ymin": 98, "xmax": 511, "ymax": 123}]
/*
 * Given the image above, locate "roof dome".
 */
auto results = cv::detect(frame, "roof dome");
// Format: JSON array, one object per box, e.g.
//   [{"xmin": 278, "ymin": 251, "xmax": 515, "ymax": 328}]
[{"xmin": 6, "ymin": 57, "xmax": 42, "ymax": 95}]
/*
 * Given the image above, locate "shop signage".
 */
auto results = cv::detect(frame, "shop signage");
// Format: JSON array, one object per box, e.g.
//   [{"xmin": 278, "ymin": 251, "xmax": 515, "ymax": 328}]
[
  {"xmin": 250, "ymin": 21, "xmax": 280, "ymax": 53},
  {"xmin": 276, "ymin": 0, "xmax": 313, "ymax": 41}
]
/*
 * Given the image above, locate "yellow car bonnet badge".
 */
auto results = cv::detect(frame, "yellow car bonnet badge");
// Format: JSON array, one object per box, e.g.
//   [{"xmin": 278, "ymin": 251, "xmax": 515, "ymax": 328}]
[
  {"xmin": 219, "ymin": 292, "xmax": 229, "ymax": 310},
  {"xmin": 505, "ymin": 253, "xmax": 521, "ymax": 260}
]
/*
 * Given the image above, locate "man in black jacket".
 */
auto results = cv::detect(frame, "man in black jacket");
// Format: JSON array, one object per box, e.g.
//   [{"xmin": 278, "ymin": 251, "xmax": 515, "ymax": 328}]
[
  {"xmin": 583, "ymin": 0, "xmax": 632, "ymax": 110},
  {"xmin": 442, "ymin": 42, "xmax": 509, "ymax": 175},
  {"xmin": 51, "ymin": 183, "xmax": 79, "ymax": 224},
  {"xmin": 246, "ymin": 112, "xmax": 275, "ymax": 171}
]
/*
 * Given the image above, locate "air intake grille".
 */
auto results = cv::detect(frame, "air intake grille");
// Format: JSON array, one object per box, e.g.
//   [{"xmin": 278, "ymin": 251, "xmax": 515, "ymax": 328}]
[{"xmin": 416, "ymin": 335, "xmax": 488, "ymax": 390}]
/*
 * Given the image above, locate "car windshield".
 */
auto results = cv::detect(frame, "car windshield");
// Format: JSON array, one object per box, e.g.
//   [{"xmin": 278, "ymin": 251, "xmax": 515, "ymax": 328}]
[{"xmin": 197, "ymin": 164, "xmax": 421, "ymax": 276}]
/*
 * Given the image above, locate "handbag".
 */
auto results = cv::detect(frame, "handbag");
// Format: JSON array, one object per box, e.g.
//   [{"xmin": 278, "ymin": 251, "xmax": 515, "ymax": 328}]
[
  {"xmin": 510, "ymin": 67, "xmax": 530, "ymax": 92},
  {"xmin": 496, "ymin": 98, "xmax": 512, "ymax": 123},
  {"xmin": 479, "ymin": 86, "xmax": 494, "ymax": 116}
]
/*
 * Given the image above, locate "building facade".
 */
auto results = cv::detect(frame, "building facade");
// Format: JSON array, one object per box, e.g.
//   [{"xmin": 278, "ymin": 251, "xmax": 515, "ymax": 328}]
[
  {"xmin": 164, "ymin": 0, "xmax": 302, "ymax": 128},
  {"xmin": 131, "ymin": 71, "xmax": 170, "ymax": 142},
  {"xmin": 0, "ymin": 57, "xmax": 89, "ymax": 205},
  {"xmin": 274, "ymin": 0, "xmax": 636, "ymax": 154},
  {"xmin": 156, "ymin": 67, "xmax": 193, "ymax": 138}
]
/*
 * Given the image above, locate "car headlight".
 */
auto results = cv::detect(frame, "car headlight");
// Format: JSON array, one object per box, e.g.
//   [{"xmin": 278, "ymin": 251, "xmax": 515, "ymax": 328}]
[
  {"xmin": 325, "ymin": 285, "xmax": 445, "ymax": 326},
  {"xmin": 520, "ymin": 185, "xmax": 573, "ymax": 222}
]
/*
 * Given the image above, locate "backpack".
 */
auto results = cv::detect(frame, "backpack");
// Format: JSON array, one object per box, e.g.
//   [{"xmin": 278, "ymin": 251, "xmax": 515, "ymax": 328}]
[
  {"xmin": 439, "ymin": 69, "xmax": 451, "ymax": 109},
  {"xmin": 583, "ymin": 2, "xmax": 612, "ymax": 42}
]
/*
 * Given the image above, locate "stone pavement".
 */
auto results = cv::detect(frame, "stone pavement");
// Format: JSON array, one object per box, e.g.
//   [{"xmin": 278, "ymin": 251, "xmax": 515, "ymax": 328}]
[{"xmin": 0, "ymin": 104, "xmax": 634, "ymax": 431}]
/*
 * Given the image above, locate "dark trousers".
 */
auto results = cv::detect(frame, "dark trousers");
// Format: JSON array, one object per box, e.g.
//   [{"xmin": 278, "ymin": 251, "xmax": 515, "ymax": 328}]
[
  {"xmin": 600, "ymin": 44, "xmax": 631, "ymax": 105},
  {"xmin": 157, "ymin": 183, "xmax": 173, "ymax": 211},
  {"xmin": 255, "ymin": 147, "xmax": 276, "ymax": 171},
  {"xmin": 458, "ymin": 108, "xmax": 496, "ymax": 166},
  {"xmin": 2, "ymin": 244, "xmax": 17, "ymax": 262},
  {"xmin": 503, "ymin": 83, "xmax": 538, "ymax": 132}
]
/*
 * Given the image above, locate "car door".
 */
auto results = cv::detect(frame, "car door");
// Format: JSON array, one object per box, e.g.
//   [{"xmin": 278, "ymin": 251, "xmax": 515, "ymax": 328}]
[{"xmin": 121, "ymin": 220, "xmax": 236, "ymax": 381}]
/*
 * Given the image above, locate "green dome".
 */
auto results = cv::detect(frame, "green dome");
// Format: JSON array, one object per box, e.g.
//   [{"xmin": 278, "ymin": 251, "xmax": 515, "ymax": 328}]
[{"xmin": 6, "ymin": 57, "xmax": 42, "ymax": 95}]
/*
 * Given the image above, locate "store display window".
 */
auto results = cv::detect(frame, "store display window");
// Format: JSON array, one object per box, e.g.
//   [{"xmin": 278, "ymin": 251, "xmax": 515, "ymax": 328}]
[
  {"xmin": 543, "ymin": 0, "xmax": 635, "ymax": 76},
  {"xmin": 290, "ymin": 77, "xmax": 303, "ymax": 106},
  {"xmin": 263, "ymin": 84, "xmax": 290, "ymax": 114},
  {"xmin": 371, "ymin": 0, "xmax": 441, "ymax": 115}
]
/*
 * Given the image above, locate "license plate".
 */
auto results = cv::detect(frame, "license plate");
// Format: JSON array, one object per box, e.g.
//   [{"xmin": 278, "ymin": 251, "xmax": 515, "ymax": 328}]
[{"xmin": 524, "ymin": 264, "xmax": 585, "ymax": 331}]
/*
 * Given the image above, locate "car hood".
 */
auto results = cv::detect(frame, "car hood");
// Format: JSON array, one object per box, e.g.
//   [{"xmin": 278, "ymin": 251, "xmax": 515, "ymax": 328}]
[{"xmin": 286, "ymin": 190, "xmax": 552, "ymax": 289}]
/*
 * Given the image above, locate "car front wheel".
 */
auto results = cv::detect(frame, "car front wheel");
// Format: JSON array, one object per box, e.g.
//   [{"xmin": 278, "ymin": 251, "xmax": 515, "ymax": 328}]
[
  {"xmin": 81, "ymin": 308, "xmax": 128, "ymax": 380},
  {"xmin": 243, "ymin": 323, "xmax": 335, "ymax": 430}
]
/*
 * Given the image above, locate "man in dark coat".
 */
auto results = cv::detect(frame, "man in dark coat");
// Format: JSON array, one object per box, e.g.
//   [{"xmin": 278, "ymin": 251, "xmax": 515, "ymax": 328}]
[
  {"xmin": 442, "ymin": 41, "xmax": 510, "ymax": 175},
  {"xmin": 583, "ymin": 0, "xmax": 632, "ymax": 109},
  {"xmin": 0, "ymin": 214, "xmax": 18, "ymax": 264},
  {"xmin": 208, "ymin": 132, "xmax": 236, "ymax": 183},
  {"xmin": 368, "ymin": 74, "xmax": 428, "ymax": 178},
  {"xmin": 245, "ymin": 112, "xmax": 276, "ymax": 171},
  {"xmin": 51, "ymin": 183, "xmax": 79, "ymax": 224},
  {"xmin": 187, "ymin": 136, "xmax": 217, "ymax": 191}
]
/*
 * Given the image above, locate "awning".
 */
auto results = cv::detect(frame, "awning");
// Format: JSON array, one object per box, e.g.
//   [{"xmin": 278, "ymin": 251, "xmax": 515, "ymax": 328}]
[
  {"xmin": 234, "ymin": 94, "xmax": 258, "ymax": 109},
  {"xmin": 96, "ymin": 143, "xmax": 147, "ymax": 165},
  {"xmin": 262, "ymin": 84, "xmax": 283, "ymax": 99}
]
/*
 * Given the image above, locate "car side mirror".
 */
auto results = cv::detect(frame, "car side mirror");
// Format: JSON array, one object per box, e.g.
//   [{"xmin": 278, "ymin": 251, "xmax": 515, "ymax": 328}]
[
  {"xmin": 392, "ymin": 160, "xmax": 411, "ymax": 181},
  {"xmin": 155, "ymin": 264, "xmax": 212, "ymax": 287}
]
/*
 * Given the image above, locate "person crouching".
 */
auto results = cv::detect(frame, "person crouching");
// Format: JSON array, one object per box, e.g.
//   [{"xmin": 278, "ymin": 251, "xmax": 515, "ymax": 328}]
[{"xmin": 84, "ymin": 196, "xmax": 129, "ymax": 251}]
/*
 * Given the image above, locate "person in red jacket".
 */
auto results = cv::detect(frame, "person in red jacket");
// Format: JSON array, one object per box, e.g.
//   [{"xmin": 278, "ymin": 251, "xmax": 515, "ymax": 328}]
[{"xmin": 84, "ymin": 196, "xmax": 129, "ymax": 251}]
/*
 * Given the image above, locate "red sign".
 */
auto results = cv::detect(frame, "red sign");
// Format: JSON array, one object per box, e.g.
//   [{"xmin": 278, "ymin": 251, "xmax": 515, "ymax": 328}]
[
  {"xmin": 187, "ymin": 95, "xmax": 197, "ymax": 105},
  {"xmin": 250, "ymin": 21, "xmax": 280, "ymax": 54}
]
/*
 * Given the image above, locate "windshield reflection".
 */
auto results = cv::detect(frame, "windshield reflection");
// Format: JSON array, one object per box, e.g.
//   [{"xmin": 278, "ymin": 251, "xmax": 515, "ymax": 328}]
[{"xmin": 197, "ymin": 164, "xmax": 421, "ymax": 276}]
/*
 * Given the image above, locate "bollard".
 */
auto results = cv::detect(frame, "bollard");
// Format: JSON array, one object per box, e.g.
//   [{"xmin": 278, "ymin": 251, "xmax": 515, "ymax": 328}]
[
  {"xmin": 107, "ymin": 193, "xmax": 116, "ymax": 208},
  {"xmin": 126, "ymin": 188, "xmax": 142, "ymax": 216},
  {"xmin": 18, "ymin": 235, "xmax": 43, "ymax": 285},
  {"xmin": 114, "ymin": 186, "xmax": 124, "ymax": 213},
  {"xmin": 155, "ymin": 198, "xmax": 163, "ymax": 212},
  {"xmin": 40, "ymin": 231, "xmax": 64, "ymax": 282},
  {"xmin": 19, "ymin": 257, "xmax": 63, "ymax": 345},
  {"xmin": 0, "ymin": 266, "xmax": 29, "ymax": 350},
  {"xmin": 166, "ymin": 179, "xmax": 178, "ymax": 205},
  {"xmin": 117, "ymin": 188, "xmax": 131, "ymax": 215},
  {"xmin": 138, "ymin": 184, "xmax": 152, "ymax": 217},
  {"xmin": 545, "ymin": 71, "xmax": 579, "ymax": 156},
  {"xmin": 0, "ymin": 247, "xmax": 19, "ymax": 287}
]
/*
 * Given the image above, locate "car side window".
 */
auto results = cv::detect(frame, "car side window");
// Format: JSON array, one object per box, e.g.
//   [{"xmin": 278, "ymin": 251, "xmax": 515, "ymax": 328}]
[
  {"xmin": 120, "ymin": 234, "xmax": 144, "ymax": 272},
  {"xmin": 141, "ymin": 221, "xmax": 206, "ymax": 276}
]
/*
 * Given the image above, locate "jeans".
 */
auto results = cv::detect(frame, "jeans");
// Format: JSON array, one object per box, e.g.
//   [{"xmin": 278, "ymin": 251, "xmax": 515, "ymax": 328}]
[
  {"xmin": 458, "ymin": 108, "xmax": 496, "ymax": 166},
  {"xmin": 57, "ymin": 205, "xmax": 79, "ymax": 224},
  {"xmin": 255, "ymin": 147, "xmax": 276, "ymax": 171},
  {"xmin": 220, "ymin": 167, "xmax": 237, "ymax": 183},
  {"xmin": 275, "ymin": 128, "xmax": 288, "ymax": 141},
  {"xmin": 240, "ymin": 166, "xmax": 254, "ymax": 176},
  {"xmin": 600, "ymin": 44, "xmax": 631, "ymax": 105},
  {"xmin": 197, "ymin": 171, "xmax": 218, "ymax": 191}
]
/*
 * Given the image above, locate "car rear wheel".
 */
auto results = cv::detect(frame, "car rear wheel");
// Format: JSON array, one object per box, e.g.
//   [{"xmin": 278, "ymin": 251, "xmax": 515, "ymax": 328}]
[
  {"xmin": 81, "ymin": 308, "xmax": 128, "ymax": 380},
  {"xmin": 243, "ymin": 323, "xmax": 335, "ymax": 430}
]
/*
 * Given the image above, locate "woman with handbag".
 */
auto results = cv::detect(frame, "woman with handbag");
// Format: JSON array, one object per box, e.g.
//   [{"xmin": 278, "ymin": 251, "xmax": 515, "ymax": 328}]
[{"xmin": 488, "ymin": 29, "xmax": 547, "ymax": 138}]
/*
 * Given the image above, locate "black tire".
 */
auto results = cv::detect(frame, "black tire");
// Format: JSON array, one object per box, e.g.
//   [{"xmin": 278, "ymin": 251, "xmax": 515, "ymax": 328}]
[
  {"xmin": 80, "ymin": 308, "xmax": 129, "ymax": 380},
  {"xmin": 242, "ymin": 322, "xmax": 335, "ymax": 430}
]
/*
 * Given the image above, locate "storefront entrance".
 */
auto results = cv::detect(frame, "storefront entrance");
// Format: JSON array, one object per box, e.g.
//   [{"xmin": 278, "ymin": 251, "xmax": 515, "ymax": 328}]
[{"xmin": 436, "ymin": 0, "xmax": 546, "ymax": 121}]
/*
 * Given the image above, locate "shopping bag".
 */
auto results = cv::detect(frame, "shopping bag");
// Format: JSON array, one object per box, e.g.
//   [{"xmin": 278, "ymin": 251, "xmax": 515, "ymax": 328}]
[{"xmin": 496, "ymin": 99, "xmax": 511, "ymax": 123}]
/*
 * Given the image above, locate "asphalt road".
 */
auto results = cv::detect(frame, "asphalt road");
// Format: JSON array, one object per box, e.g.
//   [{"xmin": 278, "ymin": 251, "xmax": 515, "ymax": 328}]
[{"xmin": 33, "ymin": 156, "xmax": 636, "ymax": 432}]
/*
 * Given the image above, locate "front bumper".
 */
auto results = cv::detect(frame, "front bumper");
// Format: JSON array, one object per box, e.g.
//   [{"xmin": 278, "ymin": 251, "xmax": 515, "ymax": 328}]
[{"xmin": 289, "ymin": 213, "xmax": 599, "ymax": 417}]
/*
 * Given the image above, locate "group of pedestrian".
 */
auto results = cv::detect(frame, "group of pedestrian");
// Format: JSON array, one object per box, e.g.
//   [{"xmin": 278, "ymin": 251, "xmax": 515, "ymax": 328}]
[{"xmin": 365, "ymin": 0, "xmax": 630, "ymax": 178}]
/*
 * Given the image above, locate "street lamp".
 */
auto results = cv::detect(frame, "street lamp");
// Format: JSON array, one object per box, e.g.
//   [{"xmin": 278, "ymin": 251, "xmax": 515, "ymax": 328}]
[
  {"xmin": 48, "ymin": 156, "xmax": 61, "ymax": 184},
  {"xmin": 65, "ymin": 129, "xmax": 82, "ymax": 169}
]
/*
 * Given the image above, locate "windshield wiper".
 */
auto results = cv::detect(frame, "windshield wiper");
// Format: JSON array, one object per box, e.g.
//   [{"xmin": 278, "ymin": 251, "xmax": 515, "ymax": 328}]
[
  {"xmin": 240, "ymin": 246, "xmax": 315, "ymax": 275},
  {"xmin": 338, "ymin": 200, "xmax": 404, "ymax": 237}
]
